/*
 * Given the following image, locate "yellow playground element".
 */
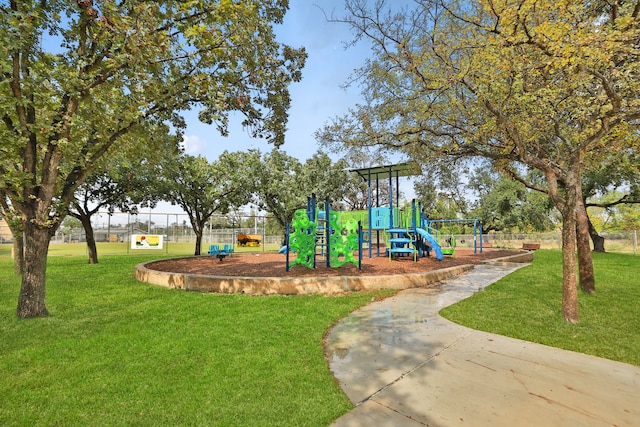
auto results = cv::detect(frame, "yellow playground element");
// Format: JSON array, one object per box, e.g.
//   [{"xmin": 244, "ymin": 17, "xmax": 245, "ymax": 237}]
[{"xmin": 237, "ymin": 233, "xmax": 262, "ymax": 246}]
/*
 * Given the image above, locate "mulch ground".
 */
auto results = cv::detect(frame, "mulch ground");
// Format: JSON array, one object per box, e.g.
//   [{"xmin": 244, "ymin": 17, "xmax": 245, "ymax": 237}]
[{"xmin": 145, "ymin": 249, "xmax": 522, "ymax": 278}]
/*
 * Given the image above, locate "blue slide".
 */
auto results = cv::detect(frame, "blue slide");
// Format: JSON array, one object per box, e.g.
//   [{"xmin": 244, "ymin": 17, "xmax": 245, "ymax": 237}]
[{"xmin": 415, "ymin": 228, "xmax": 444, "ymax": 261}]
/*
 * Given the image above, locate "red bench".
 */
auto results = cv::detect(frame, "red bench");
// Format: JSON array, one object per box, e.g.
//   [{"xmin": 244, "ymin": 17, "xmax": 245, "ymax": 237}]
[{"xmin": 522, "ymin": 243, "xmax": 541, "ymax": 250}]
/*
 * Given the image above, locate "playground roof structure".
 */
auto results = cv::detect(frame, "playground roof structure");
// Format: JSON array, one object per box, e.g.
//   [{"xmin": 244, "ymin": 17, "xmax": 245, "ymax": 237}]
[
  {"xmin": 349, "ymin": 161, "xmax": 421, "ymax": 181},
  {"xmin": 349, "ymin": 161, "xmax": 423, "ymax": 258},
  {"xmin": 349, "ymin": 161, "xmax": 421, "ymax": 211}
]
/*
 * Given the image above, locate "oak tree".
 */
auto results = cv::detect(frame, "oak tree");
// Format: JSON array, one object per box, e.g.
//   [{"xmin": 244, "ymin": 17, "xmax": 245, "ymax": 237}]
[
  {"xmin": 0, "ymin": 0, "xmax": 306, "ymax": 317},
  {"xmin": 163, "ymin": 151, "xmax": 260, "ymax": 256},
  {"xmin": 319, "ymin": 0, "xmax": 640, "ymax": 322},
  {"xmin": 251, "ymin": 149, "xmax": 350, "ymax": 243}
]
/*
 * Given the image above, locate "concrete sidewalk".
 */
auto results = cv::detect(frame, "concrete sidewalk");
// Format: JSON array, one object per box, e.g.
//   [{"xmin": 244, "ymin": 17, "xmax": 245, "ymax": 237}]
[{"xmin": 325, "ymin": 262, "xmax": 640, "ymax": 426}]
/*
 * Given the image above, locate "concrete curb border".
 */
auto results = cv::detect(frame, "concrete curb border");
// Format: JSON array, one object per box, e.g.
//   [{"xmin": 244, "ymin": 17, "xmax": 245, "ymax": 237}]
[{"xmin": 135, "ymin": 251, "xmax": 532, "ymax": 295}]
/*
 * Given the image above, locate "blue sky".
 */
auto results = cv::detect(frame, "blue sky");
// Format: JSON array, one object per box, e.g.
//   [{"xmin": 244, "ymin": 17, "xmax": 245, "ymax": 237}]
[{"xmin": 181, "ymin": 1, "xmax": 370, "ymax": 162}]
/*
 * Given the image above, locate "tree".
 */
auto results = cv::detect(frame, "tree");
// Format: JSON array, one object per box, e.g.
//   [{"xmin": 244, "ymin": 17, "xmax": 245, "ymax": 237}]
[
  {"xmin": 412, "ymin": 158, "xmax": 471, "ymax": 219},
  {"xmin": 467, "ymin": 168, "xmax": 556, "ymax": 233},
  {"xmin": 252, "ymin": 149, "xmax": 350, "ymax": 242},
  {"xmin": 164, "ymin": 152, "xmax": 259, "ymax": 256},
  {"xmin": 1, "ymin": 1, "xmax": 305, "ymax": 318},
  {"xmin": 70, "ymin": 124, "xmax": 181, "ymax": 264},
  {"xmin": 338, "ymin": 148, "xmax": 393, "ymax": 210},
  {"xmin": 582, "ymin": 156, "xmax": 640, "ymax": 251},
  {"xmin": 319, "ymin": 0, "xmax": 640, "ymax": 322}
]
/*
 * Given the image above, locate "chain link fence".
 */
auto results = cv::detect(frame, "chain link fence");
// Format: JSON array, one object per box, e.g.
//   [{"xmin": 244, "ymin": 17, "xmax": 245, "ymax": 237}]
[
  {"xmin": 475, "ymin": 231, "xmax": 638, "ymax": 254},
  {"xmin": 3, "ymin": 210, "xmax": 638, "ymax": 255},
  {"xmin": 49, "ymin": 211, "xmax": 285, "ymax": 247}
]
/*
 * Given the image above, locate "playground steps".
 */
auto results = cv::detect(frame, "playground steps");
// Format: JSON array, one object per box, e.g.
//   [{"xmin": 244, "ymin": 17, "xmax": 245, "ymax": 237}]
[
  {"xmin": 389, "ymin": 247, "xmax": 416, "ymax": 254},
  {"xmin": 388, "ymin": 237, "xmax": 413, "ymax": 245},
  {"xmin": 386, "ymin": 228, "xmax": 417, "ymax": 262}
]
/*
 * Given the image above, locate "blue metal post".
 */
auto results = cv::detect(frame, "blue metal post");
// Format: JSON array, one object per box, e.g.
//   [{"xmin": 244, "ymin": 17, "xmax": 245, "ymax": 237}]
[
  {"xmin": 285, "ymin": 222, "xmax": 290, "ymax": 272},
  {"xmin": 358, "ymin": 221, "xmax": 363, "ymax": 270},
  {"xmin": 367, "ymin": 169, "xmax": 373, "ymax": 258},
  {"xmin": 388, "ymin": 165, "xmax": 393, "ymax": 228},
  {"xmin": 325, "ymin": 198, "xmax": 331, "ymax": 268}
]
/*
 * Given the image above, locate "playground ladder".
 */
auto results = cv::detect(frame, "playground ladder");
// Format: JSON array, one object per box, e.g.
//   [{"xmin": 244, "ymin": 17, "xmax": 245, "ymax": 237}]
[{"xmin": 386, "ymin": 228, "xmax": 417, "ymax": 262}]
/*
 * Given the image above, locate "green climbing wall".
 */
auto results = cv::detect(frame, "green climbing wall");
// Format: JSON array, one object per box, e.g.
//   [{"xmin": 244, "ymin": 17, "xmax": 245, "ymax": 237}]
[
  {"xmin": 288, "ymin": 209, "xmax": 316, "ymax": 269},
  {"xmin": 328, "ymin": 211, "xmax": 359, "ymax": 268}
]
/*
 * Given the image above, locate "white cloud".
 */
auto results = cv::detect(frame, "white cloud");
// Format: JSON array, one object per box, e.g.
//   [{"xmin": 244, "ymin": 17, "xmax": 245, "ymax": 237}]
[{"xmin": 181, "ymin": 134, "xmax": 204, "ymax": 154}]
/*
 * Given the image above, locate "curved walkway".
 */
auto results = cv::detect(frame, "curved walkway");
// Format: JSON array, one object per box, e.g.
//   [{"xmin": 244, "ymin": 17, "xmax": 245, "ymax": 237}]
[{"xmin": 325, "ymin": 263, "xmax": 640, "ymax": 426}]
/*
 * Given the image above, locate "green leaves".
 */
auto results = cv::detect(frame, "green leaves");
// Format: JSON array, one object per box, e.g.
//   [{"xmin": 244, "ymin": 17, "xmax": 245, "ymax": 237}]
[
  {"xmin": 249, "ymin": 149, "xmax": 350, "ymax": 233},
  {"xmin": 1, "ymin": 0, "xmax": 306, "ymax": 219},
  {"xmin": 1, "ymin": 0, "xmax": 306, "ymax": 314},
  {"xmin": 161, "ymin": 150, "xmax": 261, "ymax": 254}
]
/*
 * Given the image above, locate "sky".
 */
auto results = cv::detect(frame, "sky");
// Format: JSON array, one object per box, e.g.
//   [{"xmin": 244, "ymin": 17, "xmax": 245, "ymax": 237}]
[
  {"xmin": 123, "ymin": 1, "xmax": 416, "ymax": 220},
  {"xmin": 180, "ymin": 1, "xmax": 370, "ymax": 163}
]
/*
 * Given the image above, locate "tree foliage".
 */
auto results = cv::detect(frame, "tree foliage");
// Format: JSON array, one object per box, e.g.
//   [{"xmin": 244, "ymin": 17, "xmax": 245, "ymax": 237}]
[
  {"xmin": 0, "ymin": 0, "xmax": 306, "ymax": 317},
  {"xmin": 70, "ymin": 123, "xmax": 181, "ymax": 264},
  {"xmin": 335, "ymin": 148, "xmax": 393, "ymax": 211},
  {"xmin": 251, "ymin": 149, "xmax": 350, "ymax": 241},
  {"xmin": 319, "ymin": 0, "xmax": 640, "ymax": 322},
  {"xmin": 467, "ymin": 168, "xmax": 556, "ymax": 233},
  {"xmin": 163, "ymin": 151, "xmax": 260, "ymax": 256}
]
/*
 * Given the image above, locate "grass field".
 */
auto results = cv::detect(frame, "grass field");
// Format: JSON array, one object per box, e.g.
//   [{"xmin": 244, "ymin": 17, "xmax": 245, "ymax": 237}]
[
  {"xmin": 441, "ymin": 250, "xmax": 640, "ymax": 366},
  {"xmin": 1, "ymin": 247, "xmax": 638, "ymax": 426},
  {"xmin": 0, "ymin": 253, "xmax": 394, "ymax": 426},
  {"xmin": 0, "ymin": 241, "xmax": 282, "ymax": 258}
]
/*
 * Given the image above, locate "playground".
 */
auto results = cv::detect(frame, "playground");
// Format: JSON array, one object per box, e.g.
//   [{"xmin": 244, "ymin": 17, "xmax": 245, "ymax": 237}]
[
  {"xmin": 137, "ymin": 161, "xmax": 528, "ymax": 293},
  {"xmin": 145, "ymin": 249, "xmax": 519, "ymax": 277}
]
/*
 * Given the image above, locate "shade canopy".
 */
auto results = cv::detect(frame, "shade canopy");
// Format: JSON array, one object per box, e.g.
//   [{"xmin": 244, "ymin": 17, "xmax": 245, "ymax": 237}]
[{"xmin": 349, "ymin": 161, "xmax": 421, "ymax": 181}]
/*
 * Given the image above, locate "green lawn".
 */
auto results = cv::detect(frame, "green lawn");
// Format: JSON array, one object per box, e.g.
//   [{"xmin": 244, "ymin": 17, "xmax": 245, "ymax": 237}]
[
  {"xmin": 441, "ymin": 250, "xmax": 640, "ymax": 366},
  {"xmin": 0, "ymin": 254, "xmax": 392, "ymax": 426},
  {"xmin": 2, "ymin": 249, "xmax": 638, "ymax": 426}
]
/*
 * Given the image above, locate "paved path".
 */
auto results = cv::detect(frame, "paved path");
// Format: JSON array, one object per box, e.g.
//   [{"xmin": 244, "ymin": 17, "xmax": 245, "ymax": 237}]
[{"xmin": 325, "ymin": 262, "xmax": 640, "ymax": 426}]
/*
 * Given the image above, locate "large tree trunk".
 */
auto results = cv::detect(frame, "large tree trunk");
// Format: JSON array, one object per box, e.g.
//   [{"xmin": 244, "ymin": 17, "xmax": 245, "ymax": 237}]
[
  {"xmin": 575, "ymin": 188, "xmax": 595, "ymax": 294},
  {"xmin": 546, "ymin": 169, "xmax": 580, "ymax": 323},
  {"xmin": 78, "ymin": 212, "xmax": 99, "ymax": 264},
  {"xmin": 17, "ymin": 221, "xmax": 52, "ymax": 318},
  {"xmin": 560, "ymin": 215, "xmax": 579, "ymax": 323},
  {"xmin": 194, "ymin": 230, "xmax": 203, "ymax": 256},
  {"xmin": 587, "ymin": 217, "xmax": 606, "ymax": 253}
]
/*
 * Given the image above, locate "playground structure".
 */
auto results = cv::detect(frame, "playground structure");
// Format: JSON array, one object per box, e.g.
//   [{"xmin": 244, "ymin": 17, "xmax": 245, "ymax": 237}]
[
  {"xmin": 344, "ymin": 203, "xmax": 485, "ymax": 261},
  {"xmin": 341, "ymin": 198, "xmax": 450, "ymax": 261},
  {"xmin": 284, "ymin": 196, "xmax": 362, "ymax": 271},
  {"xmin": 426, "ymin": 218, "xmax": 484, "ymax": 254},
  {"xmin": 347, "ymin": 162, "xmax": 484, "ymax": 260},
  {"xmin": 281, "ymin": 162, "xmax": 485, "ymax": 270}
]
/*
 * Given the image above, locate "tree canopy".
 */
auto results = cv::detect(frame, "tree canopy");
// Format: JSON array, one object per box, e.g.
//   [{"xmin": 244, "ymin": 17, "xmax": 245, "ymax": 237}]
[
  {"xmin": 70, "ymin": 123, "xmax": 181, "ymax": 264},
  {"xmin": 251, "ymin": 149, "xmax": 350, "ymax": 241},
  {"xmin": 1, "ymin": 0, "xmax": 306, "ymax": 318},
  {"xmin": 163, "ymin": 151, "xmax": 260, "ymax": 256},
  {"xmin": 318, "ymin": 0, "xmax": 640, "ymax": 322},
  {"xmin": 466, "ymin": 168, "xmax": 556, "ymax": 233}
]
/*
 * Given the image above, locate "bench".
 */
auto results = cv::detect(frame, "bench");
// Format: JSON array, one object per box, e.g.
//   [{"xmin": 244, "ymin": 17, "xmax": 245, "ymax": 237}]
[{"xmin": 522, "ymin": 243, "xmax": 541, "ymax": 251}]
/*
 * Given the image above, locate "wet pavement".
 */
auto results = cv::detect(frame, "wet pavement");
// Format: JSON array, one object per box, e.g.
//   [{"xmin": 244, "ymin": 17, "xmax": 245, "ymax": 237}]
[{"xmin": 325, "ymin": 262, "xmax": 640, "ymax": 426}]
